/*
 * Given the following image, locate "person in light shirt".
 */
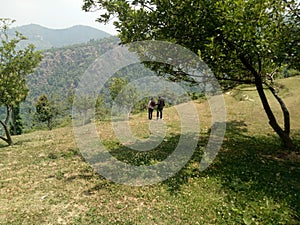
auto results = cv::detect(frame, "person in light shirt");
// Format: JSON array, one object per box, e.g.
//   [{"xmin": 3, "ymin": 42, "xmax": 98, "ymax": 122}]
[{"xmin": 147, "ymin": 97, "xmax": 156, "ymax": 120}]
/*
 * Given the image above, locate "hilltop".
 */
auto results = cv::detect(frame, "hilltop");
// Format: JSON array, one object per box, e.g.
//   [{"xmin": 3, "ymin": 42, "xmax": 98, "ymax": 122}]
[{"xmin": 9, "ymin": 24, "xmax": 111, "ymax": 50}]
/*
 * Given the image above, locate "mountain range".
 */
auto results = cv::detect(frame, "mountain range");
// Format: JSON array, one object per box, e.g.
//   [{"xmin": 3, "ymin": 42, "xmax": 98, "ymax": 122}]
[{"xmin": 9, "ymin": 24, "xmax": 112, "ymax": 50}]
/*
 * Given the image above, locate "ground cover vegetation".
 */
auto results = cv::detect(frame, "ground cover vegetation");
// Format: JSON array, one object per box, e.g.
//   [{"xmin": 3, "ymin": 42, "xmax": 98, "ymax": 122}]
[
  {"xmin": 0, "ymin": 76, "xmax": 299, "ymax": 224},
  {"xmin": 0, "ymin": 0, "xmax": 300, "ymax": 223}
]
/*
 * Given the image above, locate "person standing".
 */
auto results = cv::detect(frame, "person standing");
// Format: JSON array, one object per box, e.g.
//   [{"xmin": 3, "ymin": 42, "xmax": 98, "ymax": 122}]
[
  {"xmin": 147, "ymin": 97, "xmax": 156, "ymax": 120},
  {"xmin": 156, "ymin": 96, "xmax": 165, "ymax": 119}
]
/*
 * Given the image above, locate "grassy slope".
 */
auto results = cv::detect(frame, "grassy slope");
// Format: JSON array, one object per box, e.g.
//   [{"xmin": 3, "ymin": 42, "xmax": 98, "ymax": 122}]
[{"xmin": 0, "ymin": 76, "xmax": 299, "ymax": 224}]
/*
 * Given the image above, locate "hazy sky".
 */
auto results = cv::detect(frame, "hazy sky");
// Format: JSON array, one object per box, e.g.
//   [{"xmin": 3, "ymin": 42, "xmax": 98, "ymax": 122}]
[{"xmin": 0, "ymin": 0, "xmax": 117, "ymax": 35}]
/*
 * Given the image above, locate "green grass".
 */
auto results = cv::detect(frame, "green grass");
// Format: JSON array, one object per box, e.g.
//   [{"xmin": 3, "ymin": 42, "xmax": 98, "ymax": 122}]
[{"xmin": 0, "ymin": 76, "xmax": 300, "ymax": 224}]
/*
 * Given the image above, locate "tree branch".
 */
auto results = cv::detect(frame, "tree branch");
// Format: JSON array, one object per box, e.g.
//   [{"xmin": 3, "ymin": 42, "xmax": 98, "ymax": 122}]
[
  {"xmin": 4, "ymin": 105, "xmax": 11, "ymax": 125},
  {"xmin": 0, "ymin": 135, "xmax": 8, "ymax": 142},
  {"xmin": 219, "ymin": 77, "xmax": 255, "ymax": 84},
  {"xmin": 0, "ymin": 120, "xmax": 9, "ymax": 143},
  {"xmin": 265, "ymin": 82, "xmax": 290, "ymax": 135}
]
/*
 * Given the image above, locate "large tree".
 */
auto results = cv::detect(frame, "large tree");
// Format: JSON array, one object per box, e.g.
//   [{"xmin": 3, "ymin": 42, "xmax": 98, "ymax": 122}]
[
  {"xmin": 83, "ymin": 0, "xmax": 299, "ymax": 149},
  {"xmin": 0, "ymin": 19, "xmax": 42, "ymax": 145}
]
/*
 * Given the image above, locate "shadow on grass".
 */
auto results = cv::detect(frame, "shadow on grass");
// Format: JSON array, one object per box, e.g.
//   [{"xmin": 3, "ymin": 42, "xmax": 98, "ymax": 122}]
[
  {"xmin": 205, "ymin": 122, "xmax": 300, "ymax": 223},
  {"xmin": 75, "ymin": 119, "xmax": 299, "ymax": 221},
  {"xmin": 113, "ymin": 119, "xmax": 299, "ymax": 218},
  {"xmin": 174, "ymin": 119, "xmax": 299, "ymax": 221},
  {"xmin": 0, "ymin": 142, "xmax": 8, "ymax": 148},
  {"xmin": 0, "ymin": 138, "xmax": 32, "ymax": 148}
]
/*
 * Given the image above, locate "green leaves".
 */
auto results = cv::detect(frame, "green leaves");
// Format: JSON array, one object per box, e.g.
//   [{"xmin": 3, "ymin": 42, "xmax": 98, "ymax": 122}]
[
  {"xmin": 82, "ymin": 0, "xmax": 299, "ymax": 147},
  {"xmin": 34, "ymin": 94, "xmax": 57, "ymax": 130},
  {"xmin": 0, "ymin": 23, "xmax": 42, "ymax": 107},
  {"xmin": 83, "ymin": 0, "xmax": 299, "ymax": 83},
  {"xmin": 0, "ymin": 19, "xmax": 43, "ymax": 144}
]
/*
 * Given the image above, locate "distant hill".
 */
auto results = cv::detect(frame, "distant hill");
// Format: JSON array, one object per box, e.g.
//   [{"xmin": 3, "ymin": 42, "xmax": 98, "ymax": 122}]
[{"xmin": 9, "ymin": 24, "xmax": 111, "ymax": 50}]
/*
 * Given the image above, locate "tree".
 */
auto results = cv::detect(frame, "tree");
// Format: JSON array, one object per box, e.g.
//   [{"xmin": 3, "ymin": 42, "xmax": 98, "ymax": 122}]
[
  {"xmin": 83, "ymin": 0, "xmax": 300, "ymax": 149},
  {"xmin": 72, "ymin": 94, "xmax": 95, "ymax": 125},
  {"xmin": 9, "ymin": 105, "xmax": 23, "ymax": 135},
  {"xmin": 95, "ymin": 94, "xmax": 110, "ymax": 120},
  {"xmin": 109, "ymin": 77, "xmax": 139, "ymax": 116},
  {"xmin": 34, "ymin": 94, "xmax": 56, "ymax": 130},
  {"xmin": 0, "ymin": 18, "xmax": 43, "ymax": 145}
]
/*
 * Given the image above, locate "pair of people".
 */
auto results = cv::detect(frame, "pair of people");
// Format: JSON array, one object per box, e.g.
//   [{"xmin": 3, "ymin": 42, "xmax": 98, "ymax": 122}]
[{"xmin": 148, "ymin": 96, "xmax": 165, "ymax": 120}]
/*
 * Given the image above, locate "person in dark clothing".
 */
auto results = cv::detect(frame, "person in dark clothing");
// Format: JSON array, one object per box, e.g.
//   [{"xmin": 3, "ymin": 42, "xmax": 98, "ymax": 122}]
[
  {"xmin": 147, "ymin": 97, "xmax": 156, "ymax": 120},
  {"xmin": 156, "ymin": 96, "xmax": 165, "ymax": 119}
]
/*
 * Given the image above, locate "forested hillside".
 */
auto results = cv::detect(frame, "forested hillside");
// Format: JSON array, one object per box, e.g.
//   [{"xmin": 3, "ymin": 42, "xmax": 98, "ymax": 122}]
[
  {"xmin": 27, "ymin": 36, "xmax": 119, "ymax": 100},
  {"xmin": 20, "ymin": 36, "xmax": 120, "ymax": 128},
  {"xmin": 20, "ymin": 35, "xmax": 195, "ymax": 130}
]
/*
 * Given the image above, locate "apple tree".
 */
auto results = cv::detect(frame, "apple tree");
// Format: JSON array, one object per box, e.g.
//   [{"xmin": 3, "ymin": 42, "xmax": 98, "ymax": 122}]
[
  {"xmin": 0, "ymin": 19, "xmax": 43, "ymax": 145},
  {"xmin": 83, "ymin": 0, "xmax": 299, "ymax": 149}
]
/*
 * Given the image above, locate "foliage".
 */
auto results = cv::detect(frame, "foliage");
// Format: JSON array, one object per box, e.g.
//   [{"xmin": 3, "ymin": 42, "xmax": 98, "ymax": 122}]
[
  {"xmin": 0, "ymin": 77, "xmax": 299, "ymax": 223},
  {"xmin": 95, "ymin": 94, "xmax": 111, "ymax": 120},
  {"xmin": 21, "ymin": 36, "xmax": 120, "ymax": 129},
  {"xmin": 9, "ymin": 105, "xmax": 23, "ymax": 135},
  {"xmin": 109, "ymin": 77, "xmax": 140, "ymax": 116},
  {"xmin": 0, "ymin": 18, "xmax": 43, "ymax": 145},
  {"xmin": 82, "ymin": 0, "xmax": 300, "ymax": 149},
  {"xmin": 83, "ymin": 0, "xmax": 299, "ymax": 77},
  {"xmin": 34, "ymin": 94, "xmax": 57, "ymax": 130}
]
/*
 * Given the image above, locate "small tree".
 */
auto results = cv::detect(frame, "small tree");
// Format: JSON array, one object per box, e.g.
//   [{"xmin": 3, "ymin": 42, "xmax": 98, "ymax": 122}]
[
  {"xmin": 0, "ymin": 18, "xmax": 42, "ymax": 145},
  {"xmin": 109, "ymin": 77, "xmax": 139, "ymax": 116},
  {"xmin": 95, "ymin": 94, "xmax": 110, "ymax": 120},
  {"xmin": 72, "ymin": 94, "xmax": 95, "ymax": 125},
  {"xmin": 109, "ymin": 77, "xmax": 129, "ymax": 101},
  {"xmin": 34, "ymin": 95, "xmax": 55, "ymax": 130}
]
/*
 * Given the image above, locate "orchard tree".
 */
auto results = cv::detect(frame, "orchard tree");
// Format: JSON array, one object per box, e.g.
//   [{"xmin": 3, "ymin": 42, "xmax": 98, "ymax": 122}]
[
  {"xmin": 109, "ymin": 77, "xmax": 129, "ymax": 101},
  {"xmin": 83, "ymin": 0, "xmax": 300, "ymax": 149},
  {"xmin": 0, "ymin": 19, "xmax": 42, "ymax": 145},
  {"xmin": 34, "ymin": 94, "xmax": 56, "ymax": 130},
  {"xmin": 9, "ymin": 105, "xmax": 23, "ymax": 135}
]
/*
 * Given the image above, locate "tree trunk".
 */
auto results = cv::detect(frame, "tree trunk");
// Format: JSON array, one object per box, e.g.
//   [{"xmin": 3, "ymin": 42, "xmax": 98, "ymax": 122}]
[
  {"xmin": 0, "ymin": 120, "xmax": 13, "ymax": 146},
  {"xmin": 47, "ymin": 118, "xmax": 53, "ymax": 130},
  {"xmin": 254, "ymin": 76, "xmax": 296, "ymax": 150},
  {"xmin": 0, "ymin": 106, "xmax": 13, "ymax": 146},
  {"xmin": 266, "ymin": 84, "xmax": 290, "ymax": 136},
  {"xmin": 239, "ymin": 55, "xmax": 296, "ymax": 150},
  {"xmin": 11, "ymin": 106, "xmax": 15, "ymax": 134}
]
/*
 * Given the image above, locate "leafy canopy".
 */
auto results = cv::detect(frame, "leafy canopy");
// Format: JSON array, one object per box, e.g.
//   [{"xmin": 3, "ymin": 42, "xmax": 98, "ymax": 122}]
[
  {"xmin": 0, "ymin": 18, "xmax": 42, "ymax": 145},
  {"xmin": 0, "ymin": 19, "xmax": 43, "ymax": 108},
  {"xmin": 82, "ymin": 0, "xmax": 299, "ymax": 149},
  {"xmin": 83, "ymin": 0, "xmax": 299, "ymax": 87}
]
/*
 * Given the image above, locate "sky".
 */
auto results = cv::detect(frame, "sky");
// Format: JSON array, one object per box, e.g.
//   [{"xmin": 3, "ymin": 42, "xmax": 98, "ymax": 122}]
[{"xmin": 0, "ymin": 0, "xmax": 117, "ymax": 35}]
